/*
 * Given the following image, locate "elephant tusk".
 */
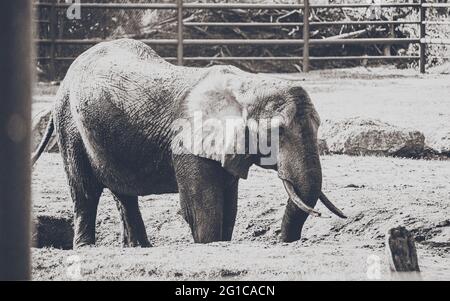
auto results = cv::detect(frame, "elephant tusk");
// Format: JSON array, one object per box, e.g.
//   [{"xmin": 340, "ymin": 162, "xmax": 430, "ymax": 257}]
[
  {"xmin": 319, "ymin": 192, "xmax": 348, "ymax": 219},
  {"xmin": 282, "ymin": 180, "xmax": 328, "ymax": 218}
]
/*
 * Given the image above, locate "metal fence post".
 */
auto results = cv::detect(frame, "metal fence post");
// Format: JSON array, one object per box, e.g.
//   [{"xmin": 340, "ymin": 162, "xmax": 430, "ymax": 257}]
[
  {"xmin": 0, "ymin": 0, "xmax": 33, "ymax": 280},
  {"xmin": 419, "ymin": 0, "xmax": 426, "ymax": 73},
  {"xmin": 302, "ymin": 0, "xmax": 310, "ymax": 72},
  {"xmin": 49, "ymin": 0, "xmax": 57, "ymax": 80},
  {"xmin": 177, "ymin": 0, "xmax": 184, "ymax": 66}
]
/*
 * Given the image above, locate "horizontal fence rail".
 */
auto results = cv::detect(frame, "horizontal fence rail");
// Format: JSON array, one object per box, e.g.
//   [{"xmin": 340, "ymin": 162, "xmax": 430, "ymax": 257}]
[
  {"xmin": 36, "ymin": 38, "xmax": 421, "ymax": 45},
  {"xmin": 34, "ymin": 2, "xmax": 423, "ymax": 9},
  {"xmin": 35, "ymin": 3, "xmax": 179, "ymax": 9},
  {"xmin": 183, "ymin": 20, "xmax": 422, "ymax": 26},
  {"xmin": 35, "ymin": 1, "xmax": 449, "ymax": 78}
]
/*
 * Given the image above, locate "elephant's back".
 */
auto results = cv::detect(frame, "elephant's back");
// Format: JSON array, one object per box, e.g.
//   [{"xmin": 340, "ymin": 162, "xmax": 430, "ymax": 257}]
[
  {"xmin": 56, "ymin": 39, "xmax": 200, "ymax": 195},
  {"xmin": 69, "ymin": 38, "xmax": 167, "ymax": 70},
  {"xmin": 64, "ymin": 39, "xmax": 184, "ymax": 94},
  {"xmin": 63, "ymin": 38, "xmax": 199, "ymax": 126}
]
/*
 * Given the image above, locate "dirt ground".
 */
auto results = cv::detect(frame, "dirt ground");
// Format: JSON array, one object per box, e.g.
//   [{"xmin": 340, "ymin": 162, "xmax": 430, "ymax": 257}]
[{"xmin": 31, "ymin": 67, "xmax": 450, "ymax": 280}]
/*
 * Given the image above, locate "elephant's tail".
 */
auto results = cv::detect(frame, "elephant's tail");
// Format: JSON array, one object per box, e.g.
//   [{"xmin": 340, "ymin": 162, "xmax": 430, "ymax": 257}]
[{"xmin": 31, "ymin": 114, "xmax": 54, "ymax": 166}]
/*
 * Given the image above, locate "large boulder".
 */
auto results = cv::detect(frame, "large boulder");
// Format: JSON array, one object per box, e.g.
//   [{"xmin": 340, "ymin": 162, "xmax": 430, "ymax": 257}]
[
  {"xmin": 32, "ymin": 108, "xmax": 58, "ymax": 153},
  {"xmin": 426, "ymin": 129, "xmax": 450, "ymax": 155},
  {"xmin": 319, "ymin": 117, "xmax": 425, "ymax": 157}
]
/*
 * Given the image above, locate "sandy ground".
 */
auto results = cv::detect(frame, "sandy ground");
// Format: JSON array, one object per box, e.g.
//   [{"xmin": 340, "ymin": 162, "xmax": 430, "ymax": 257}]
[
  {"xmin": 32, "ymin": 154, "xmax": 450, "ymax": 280},
  {"xmin": 31, "ymin": 67, "xmax": 450, "ymax": 280}
]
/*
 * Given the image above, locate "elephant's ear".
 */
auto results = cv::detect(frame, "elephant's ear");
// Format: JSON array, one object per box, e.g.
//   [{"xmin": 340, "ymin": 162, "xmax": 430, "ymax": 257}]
[{"xmin": 176, "ymin": 74, "xmax": 255, "ymax": 178}]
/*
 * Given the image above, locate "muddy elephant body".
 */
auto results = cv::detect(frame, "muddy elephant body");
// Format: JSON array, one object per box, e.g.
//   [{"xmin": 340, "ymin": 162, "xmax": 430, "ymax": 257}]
[{"xmin": 34, "ymin": 39, "xmax": 345, "ymax": 248}]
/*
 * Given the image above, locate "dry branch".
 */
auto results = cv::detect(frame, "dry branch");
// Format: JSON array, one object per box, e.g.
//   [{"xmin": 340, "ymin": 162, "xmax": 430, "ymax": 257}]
[{"xmin": 323, "ymin": 29, "xmax": 369, "ymax": 40}]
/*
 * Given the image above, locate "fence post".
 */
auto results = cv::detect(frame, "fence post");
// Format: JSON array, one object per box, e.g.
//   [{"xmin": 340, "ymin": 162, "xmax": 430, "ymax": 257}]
[
  {"xmin": 302, "ymin": 0, "xmax": 310, "ymax": 72},
  {"xmin": 0, "ymin": 0, "xmax": 33, "ymax": 280},
  {"xmin": 49, "ymin": 0, "xmax": 57, "ymax": 80},
  {"xmin": 419, "ymin": 0, "xmax": 426, "ymax": 74},
  {"xmin": 384, "ymin": 24, "xmax": 394, "ymax": 57},
  {"xmin": 177, "ymin": 0, "xmax": 184, "ymax": 66}
]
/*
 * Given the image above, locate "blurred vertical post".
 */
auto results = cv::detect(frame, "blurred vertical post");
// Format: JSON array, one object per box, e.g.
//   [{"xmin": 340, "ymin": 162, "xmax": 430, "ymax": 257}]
[
  {"xmin": 302, "ymin": 0, "xmax": 310, "ymax": 72},
  {"xmin": 419, "ymin": 0, "xmax": 426, "ymax": 73},
  {"xmin": 177, "ymin": 0, "xmax": 184, "ymax": 66},
  {"xmin": 0, "ymin": 1, "xmax": 33, "ymax": 280},
  {"xmin": 384, "ymin": 25, "xmax": 394, "ymax": 57}
]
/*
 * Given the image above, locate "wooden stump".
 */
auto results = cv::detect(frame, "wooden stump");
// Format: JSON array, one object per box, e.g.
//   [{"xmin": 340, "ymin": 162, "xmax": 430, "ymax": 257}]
[{"xmin": 386, "ymin": 226, "xmax": 421, "ymax": 280}]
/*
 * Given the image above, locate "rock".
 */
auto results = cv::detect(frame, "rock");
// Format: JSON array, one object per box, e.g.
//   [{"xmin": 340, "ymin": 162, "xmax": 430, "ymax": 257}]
[
  {"xmin": 252, "ymin": 226, "xmax": 269, "ymax": 237},
  {"xmin": 429, "ymin": 62, "xmax": 450, "ymax": 75},
  {"xmin": 32, "ymin": 215, "xmax": 73, "ymax": 250},
  {"xmin": 317, "ymin": 138, "xmax": 329, "ymax": 155},
  {"xmin": 319, "ymin": 117, "xmax": 425, "ymax": 157},
  {"xmin": 344, "ymin": 184, "xmax": 365, "ymax": 189},
  {"xmin": 426, "ymin": 129, "xmax": 450, "ymax": 155},
  {"xmin": 436, "ymin": 220, "xmax": 450, "ymax": 228},
  {"xmin": 32, "ymin": 108, "xmax": 58, "ymax": 153}
]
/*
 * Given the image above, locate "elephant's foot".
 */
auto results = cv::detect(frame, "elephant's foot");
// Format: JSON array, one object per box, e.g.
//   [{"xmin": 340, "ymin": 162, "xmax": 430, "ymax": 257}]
[
  {"xmin": 190, "ymin": 218, "xmax": 224, "ymax": 244},
  {"xmin": 74, "ymin": 239, "xmax": 95, "ymax": 249},
  {"xmin": 183, "ymin": 208, "xmax": 225, "ymax": 244},
  {"xmin": 280, "ymin": 229, "xmax": 302, "ymax": 243},
  {"xmin": 122, "ymin": 237, "xmax": 152, "ymax": 248},
  {"xmin": 72, "ymin": 190, "xmax": 103, "ymax": 249},
  {"xmin": 73, "ymin": 219, "xmax": 98, "ymax": 248},
  {"xmin": 113, "ymin": 193, "xmax": 151, "ymax": 248},
  {"xmin": 121, "ymin": 225, "xmax": 152, "ymax": 248},
  {"xmin": 73, "ymin": 218, "xmax": 98, "ymax": 248}
]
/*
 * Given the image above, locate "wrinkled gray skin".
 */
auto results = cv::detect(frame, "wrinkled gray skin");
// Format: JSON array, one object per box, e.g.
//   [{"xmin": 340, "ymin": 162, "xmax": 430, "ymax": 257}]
[{"xmin": 34, "ymin": 39, "xmax": 343, "ymax": 248}]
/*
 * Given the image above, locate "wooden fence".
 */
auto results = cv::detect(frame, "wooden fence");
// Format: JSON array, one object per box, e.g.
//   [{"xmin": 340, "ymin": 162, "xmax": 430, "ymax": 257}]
[{"xmin": 35, "ymin": 1, "xmax": 450, "ymax": 79}]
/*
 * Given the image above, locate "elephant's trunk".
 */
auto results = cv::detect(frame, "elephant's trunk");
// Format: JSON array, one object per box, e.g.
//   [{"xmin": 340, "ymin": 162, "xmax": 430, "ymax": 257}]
[
  {"xmin": 282, "ymin": 179, "xmax": 323, "ymax": 217},
  {"xmin": 282, "ymin": 180, "xmax": 347, "ymax": 219},
  {"xmin": 280, "ymin": 154, "xmax": 346, "ymax": 219}
]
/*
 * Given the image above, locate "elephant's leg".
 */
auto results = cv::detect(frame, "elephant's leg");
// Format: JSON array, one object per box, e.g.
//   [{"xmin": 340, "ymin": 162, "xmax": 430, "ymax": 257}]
[
  {"xmin": 112, "ymin": 193, "xmax": 151, "ymax": 247},
  {"xmin": 174, "ymin": 155, "xmax": 227, "ymax": 243},
  {"xmin": 58, "ymin": 130, "xmax": 103, "ymax": 247},
  {"xmin": 280, "ymin": 198, "xmax": 317, "ymax": 242},
  {"xmin": 179, "ymin": 187, "xmax": 224, "ymax": 243},
  {"xmin": 61, "ymin": 147, "xmax": 103, "ymax": 248},
  {"xmin": 70, "ymin": 180, "xmax": 103, "ymax": 248},
  {"xmin": 222, "ymin": 179, "xmax": 239, "ymax": 241}
]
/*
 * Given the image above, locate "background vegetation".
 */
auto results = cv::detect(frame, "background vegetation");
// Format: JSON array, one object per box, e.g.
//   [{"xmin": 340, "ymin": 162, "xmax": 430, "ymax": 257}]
[{"xmin": 35, "ymin": 0, "xmax": 450, "ymax": 78}]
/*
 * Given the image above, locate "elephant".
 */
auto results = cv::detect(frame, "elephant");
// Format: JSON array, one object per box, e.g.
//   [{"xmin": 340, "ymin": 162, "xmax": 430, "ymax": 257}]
[{"xmin": 32, "ymin": 38, "xmax": 346, "ymax": 248}]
